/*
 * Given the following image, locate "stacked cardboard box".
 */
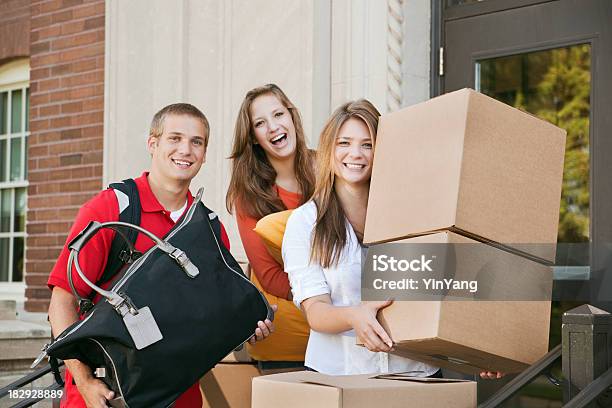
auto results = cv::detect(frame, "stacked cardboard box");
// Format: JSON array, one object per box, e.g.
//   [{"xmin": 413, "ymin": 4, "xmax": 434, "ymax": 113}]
[
  {"xmin": 200, "ymin": 348, "xmax": 258, "ymax": 408},
  {"xmin": 252, "ymin": 371, "xmax": 476, "ymax": 408},
  {"xmin": 362, "ymin": 88, "xmax": 566, "ymax": 374}
]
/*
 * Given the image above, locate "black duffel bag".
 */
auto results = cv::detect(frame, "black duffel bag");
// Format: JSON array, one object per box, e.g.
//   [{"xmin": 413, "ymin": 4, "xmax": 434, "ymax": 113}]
[{"xmin": 37, "ymin": 189, "xmax": 273, "ymax": 407}]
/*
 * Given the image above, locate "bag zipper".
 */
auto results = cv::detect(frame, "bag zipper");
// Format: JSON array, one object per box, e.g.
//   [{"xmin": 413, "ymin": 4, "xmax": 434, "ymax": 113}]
[{"xmin": 90, "ymin": 338, "xmax": 131, "ymax": 407}]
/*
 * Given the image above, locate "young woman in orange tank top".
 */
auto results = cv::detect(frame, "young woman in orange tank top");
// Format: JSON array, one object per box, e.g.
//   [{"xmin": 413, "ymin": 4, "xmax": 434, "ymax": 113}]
[{"xmin": 226, "ymin": 84, "xmax": 315, "ymax": 371}]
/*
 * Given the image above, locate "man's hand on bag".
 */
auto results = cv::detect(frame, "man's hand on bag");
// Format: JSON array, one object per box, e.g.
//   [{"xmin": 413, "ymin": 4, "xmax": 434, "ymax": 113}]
[
  {"xmin": 248, "ymin": 304, "xmax": 277, "ymax": 344},
  {"xmin": 76, "ymin": 376, "xmax": 115, "ymax": 408},
  {"xmin": 63, "ymin": 357, "xmax": 114, "ymax": 408}
]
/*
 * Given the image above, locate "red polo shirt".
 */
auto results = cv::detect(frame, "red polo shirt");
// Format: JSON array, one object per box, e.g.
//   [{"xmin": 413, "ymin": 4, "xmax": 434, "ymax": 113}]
[{"xmin": 48, "ymin": 172, "xmax": 229, "ymax": 408}]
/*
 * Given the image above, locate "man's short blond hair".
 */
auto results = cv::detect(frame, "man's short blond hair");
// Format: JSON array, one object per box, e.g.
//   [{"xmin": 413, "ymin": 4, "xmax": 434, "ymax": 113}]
[{"xmin": 149, "ymin": 103, "xmax": 210, "ymax": 147}]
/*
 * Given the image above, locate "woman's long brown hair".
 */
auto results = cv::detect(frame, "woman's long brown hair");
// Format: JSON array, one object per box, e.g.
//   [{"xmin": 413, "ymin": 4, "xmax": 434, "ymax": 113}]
[
  {"xmin": 311, "ymin": 99, "xmax": 380, "ymax": 268},
  {"xmin": 226, "ymin": 84, "xmax": 315, "ymax": 219}
]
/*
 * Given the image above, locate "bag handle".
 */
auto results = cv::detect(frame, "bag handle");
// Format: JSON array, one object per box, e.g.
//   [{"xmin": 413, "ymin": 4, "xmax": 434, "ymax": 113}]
[
  {"xmin": 67, "ymin": 221, "xmax": 200, "ymax": 314},
  {"xmin": 67, "ymin": 221, "xmax": 141, "ymax": 313}
]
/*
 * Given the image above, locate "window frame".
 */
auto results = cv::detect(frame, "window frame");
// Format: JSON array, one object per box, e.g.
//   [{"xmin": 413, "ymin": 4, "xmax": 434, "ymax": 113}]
[{"xmin": 0, "ymin": 58, "xmax": 29, "ymax": 297}]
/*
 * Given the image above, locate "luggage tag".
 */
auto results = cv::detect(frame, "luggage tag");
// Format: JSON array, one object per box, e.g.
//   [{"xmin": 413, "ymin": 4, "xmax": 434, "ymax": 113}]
[{"xmin": 123, "ymin": 306, "xmax": 163, "ymax": 350}]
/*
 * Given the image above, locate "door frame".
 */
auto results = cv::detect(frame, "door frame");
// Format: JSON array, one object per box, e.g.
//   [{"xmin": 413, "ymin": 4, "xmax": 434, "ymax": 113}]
[{"xmin": 431, "ymin": 0, "xmax": 560, "ymax": 96}]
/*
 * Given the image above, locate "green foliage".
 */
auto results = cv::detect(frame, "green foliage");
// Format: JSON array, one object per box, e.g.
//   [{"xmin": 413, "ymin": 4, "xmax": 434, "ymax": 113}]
[
  {"xmin": 533, "ymin": 45, "xmax": 590, "ymax": 243},
  {"xmin": 480, "ymin": 44, "xmax": 591, "ymax": 243}
]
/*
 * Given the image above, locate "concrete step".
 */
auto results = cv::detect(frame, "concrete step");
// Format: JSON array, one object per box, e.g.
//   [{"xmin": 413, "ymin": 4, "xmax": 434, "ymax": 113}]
[
  {"xmin": 0, "ymin": 320, "xmax": 54, "ymax": 407},
  {"xmin": 0, "ymin": 370, "xmax": 55, "ymax": 408},
  {"xmin": 0, "ymin": 301, "xmax": 16, "ymax": 320},
  {"xmin": 0, "ymin": 320, "xmax": 51, "ymax": 372}
]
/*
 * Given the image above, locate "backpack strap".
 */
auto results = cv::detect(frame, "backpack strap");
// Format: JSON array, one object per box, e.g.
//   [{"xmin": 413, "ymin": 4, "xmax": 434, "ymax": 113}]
[
  {"xmin": 99, "ymin": 178, "xmax": 142, "ymax": 286},
  {"xmin": 76, "ymin": 179, "xmax": 142, "ymax": 314}
]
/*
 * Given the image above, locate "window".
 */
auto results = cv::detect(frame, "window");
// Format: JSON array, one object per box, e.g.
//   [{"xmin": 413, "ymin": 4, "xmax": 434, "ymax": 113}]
[
  {"xmin": 0, "ymin": 58, "xmax": 29, "ymax": 289},
  {"xmin": 476, "ymin": 45, "xmax": 592, "ymax": 279}
]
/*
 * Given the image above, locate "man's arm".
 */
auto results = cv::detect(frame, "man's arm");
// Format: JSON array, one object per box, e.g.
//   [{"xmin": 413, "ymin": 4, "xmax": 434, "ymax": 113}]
[
  {"xmin": 47, "ymin": 194, "xmax": 118, "ymax": 408},
  {"xmin": 48, "ymin": 287, "xmax": 115, "ymax": 408}
]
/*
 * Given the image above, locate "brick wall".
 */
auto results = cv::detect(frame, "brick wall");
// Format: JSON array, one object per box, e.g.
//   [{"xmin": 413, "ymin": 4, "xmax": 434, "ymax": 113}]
[
  {"xmin": 0, "ymin": 0, "xmax": 30, "ymax": 62},
  {"xmin": 26, "ymin": 0, "xmax": 105, "ymax": 312}
]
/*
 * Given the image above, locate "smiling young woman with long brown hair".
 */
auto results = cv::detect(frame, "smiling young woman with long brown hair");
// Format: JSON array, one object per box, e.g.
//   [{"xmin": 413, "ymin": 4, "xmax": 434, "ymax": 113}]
[
  {"xmin": 227, "ymin": 84, "xmax": 314, "ymax": 222},
  {"xmin": 282, "ymin": 99, "xmax": 440, "ymax": 375},
  {"xmin": 226, "ymin": 84, "xmax": 315, "ymax": 371}
]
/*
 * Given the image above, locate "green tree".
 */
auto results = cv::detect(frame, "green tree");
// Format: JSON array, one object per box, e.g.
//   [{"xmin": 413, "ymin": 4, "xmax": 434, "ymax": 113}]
[{"xmin": 532, "ymin": 45, "xmax": 590, "ymax": 243}]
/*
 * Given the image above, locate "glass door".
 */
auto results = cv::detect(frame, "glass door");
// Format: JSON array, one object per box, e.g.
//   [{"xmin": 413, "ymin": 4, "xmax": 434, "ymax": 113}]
[{"xmin": 440, "ymin": 0, "xmax": 612, "ymax": 405}]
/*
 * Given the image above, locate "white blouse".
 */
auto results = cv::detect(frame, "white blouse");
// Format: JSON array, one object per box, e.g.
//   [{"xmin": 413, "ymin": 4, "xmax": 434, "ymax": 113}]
[{"xmin": 282, "ymin": 201, "xmax": 438, "ymax": 376}]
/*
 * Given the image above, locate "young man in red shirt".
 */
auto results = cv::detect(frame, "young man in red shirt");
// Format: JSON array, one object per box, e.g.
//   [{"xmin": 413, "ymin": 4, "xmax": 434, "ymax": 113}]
[{"xmin": 47, "ymin": 104, "xmax": 274, "ymax": 408}]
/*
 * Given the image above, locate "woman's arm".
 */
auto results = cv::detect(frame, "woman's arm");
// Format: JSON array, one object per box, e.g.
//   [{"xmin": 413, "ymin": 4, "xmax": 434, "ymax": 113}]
[
  {"xmin": 283, "ymin": 204, "xmax": 392, "ymax": 352},
  {"xmin": 300, "ymin": 295, "xmax": 393, "ymax": 352},
  {"xmin": 235, "ymin": 207, "xmax": 292, "ymax": 299}
]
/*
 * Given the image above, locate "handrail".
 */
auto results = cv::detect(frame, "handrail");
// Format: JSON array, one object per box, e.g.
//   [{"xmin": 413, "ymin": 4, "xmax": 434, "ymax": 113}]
[
  {"xmin": 478, "ymin": 344, "xmax": 562, "ymax": 408},
  {"xmin": 0, "ymin": 362, "xmax": 64, "ymax": 399},
  {"xmin": 562, "ymin": 365, "xmax": 612, "ymax": 408}
]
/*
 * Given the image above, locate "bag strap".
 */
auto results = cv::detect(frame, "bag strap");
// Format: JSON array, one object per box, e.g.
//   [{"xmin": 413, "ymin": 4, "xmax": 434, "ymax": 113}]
[
  {"xmin": 49, "ymin": 355, "xmax": 65, "ymax": 387},
  {"xmin": 69, "ymin": 179, "xmax": 142, "ymax": 314},
  {"xmin": 99, "ymin": 179, "xmax": 142, "ymax": 286}
]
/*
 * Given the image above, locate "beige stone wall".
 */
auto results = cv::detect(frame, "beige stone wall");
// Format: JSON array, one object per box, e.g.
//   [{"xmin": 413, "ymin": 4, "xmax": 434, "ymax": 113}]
[
  {"xmin": 104, "ymin": 0, "xmax": 320, "ymax": 260},
  {"xmin": 104, "ymin": 0, "xmax": 431, "ymax": 261},
  {"xmin": 330, "ymin": 0, "xmax": 387, "ymax": 112}
]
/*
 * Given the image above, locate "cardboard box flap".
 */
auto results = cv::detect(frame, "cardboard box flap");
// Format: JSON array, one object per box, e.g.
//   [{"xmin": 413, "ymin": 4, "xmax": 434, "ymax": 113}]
[
  {"xmin": 373, "ymin": 227, "xmax": 555, "ymax": 264},
  {"xmin": 302, "ymin": 380, "xmax": 342, "ymax": 388},
  {"xmin": 257, "ymin": 371, "xmax": 463, "ymax": 390},
  {"xmin": 295, "ymin": 373, "xmax": 388, "ymax": 390},
  {"xmin": 365, "ymin": 229, "xmax": 448, "ymax": 245},
  {"xmin": 374, "ymin": 372, "xmax": 470, "ymax": 383},
  {"xmin": 254, "ymin": 370, "xmax": 326, "ymax": 384}
]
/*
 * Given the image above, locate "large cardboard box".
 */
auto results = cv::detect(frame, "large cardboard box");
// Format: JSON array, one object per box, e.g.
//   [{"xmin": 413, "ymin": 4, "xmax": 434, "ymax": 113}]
[
  {"xmin": 201, "ymin": 363, "xmax": 260, "ymax": 408},
  {"xmin": 361, "ymin": 232, "xmax": 552, "ymax": 375},
  {"xmin": 364, "ymin": 88, "xmax": 566, "ymax": 262},
  {"xmin": 252, "ymin": 371, "xmax": 476, "ymax": 408}
]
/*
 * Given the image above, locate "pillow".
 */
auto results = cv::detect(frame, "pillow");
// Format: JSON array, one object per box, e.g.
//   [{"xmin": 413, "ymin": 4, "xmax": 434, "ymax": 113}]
[{"xmin": 253, "ymin": 209, "xmax": 293, "ymax": 265}]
